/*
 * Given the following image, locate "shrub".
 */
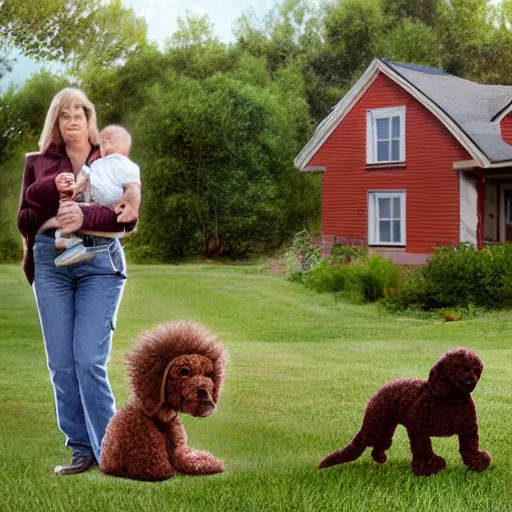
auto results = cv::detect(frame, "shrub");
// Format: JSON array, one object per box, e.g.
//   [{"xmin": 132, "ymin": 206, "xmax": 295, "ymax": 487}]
[
  {"xmin": 384, "ymin": 243, "xmax": 512, "ymax": 312},
  {"xmin": 328, "ymin": 243, "xmax": 368, "ymax": 265},
  {"xmin": 363, "ymin": 255, "xmax": 401, "ymax": 302},
  {"xmin": 382, "ymin": 265, "xmax": 429, "ymax": 312},
  {"xmin": 302, "ymin": 243, "xmax": 369, "ymax": 292},
  {"xmin": 303, "ymin": 259, "xmax": 346, "ymax": 293},
  {"xmin": 284, "ymin": 231, "xmax": 321, "ymax": 281},
  {"xmin": 303, "ymin": 254, "xmax": 399, "ymax": 303}
]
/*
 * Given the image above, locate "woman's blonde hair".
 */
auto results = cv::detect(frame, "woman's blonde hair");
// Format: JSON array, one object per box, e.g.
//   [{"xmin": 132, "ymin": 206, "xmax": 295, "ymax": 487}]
[{"xmin": 38, "ymin": 88, "xmax": 100, "ymax": 154}]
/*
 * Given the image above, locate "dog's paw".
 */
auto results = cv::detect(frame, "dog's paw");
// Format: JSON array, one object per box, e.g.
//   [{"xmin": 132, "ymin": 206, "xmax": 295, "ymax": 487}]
[
  {"xmin": 172, "ymin": 448, "xmax": 224, "ymax": 475},
  {"xmin": 411, "ymin": 455, "xmax": 446, "ymax": 476},
  {"xmin": 371, "ymin": 449, "xmax": 387, "ymax": 464},
  {"xmin": 193, "ymin": 451, "xmax": 225, "ymax": 475},
  {"xmin": 465, "ymin": 450, "xmax": 491, "ymax": 472}
]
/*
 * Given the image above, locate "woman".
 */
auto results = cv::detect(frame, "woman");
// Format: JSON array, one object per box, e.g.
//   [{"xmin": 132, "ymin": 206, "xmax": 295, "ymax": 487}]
[{"xmin": 17, "ymin": 88, "xmax": 136, "ymax": 475}]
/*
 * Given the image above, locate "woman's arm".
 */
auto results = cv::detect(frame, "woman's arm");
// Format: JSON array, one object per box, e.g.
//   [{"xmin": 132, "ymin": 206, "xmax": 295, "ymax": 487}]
[
  {"xmin": 17, "ymin": 156, "xmax": 58, "ymax": 236},
  {"xmin": 25, "ymin": 174, "xmax": 60, "ymax": 206},
  {"xmin": 56, "ymin": 201, "xmax": 137, "ymax": 235},
  {"xmin": 81, "ymin": 203, "xmax": 137, "ymax": 233},
  {"xmin": 114, "ymin": 183, "xmax": 141, "ymax": 223}
]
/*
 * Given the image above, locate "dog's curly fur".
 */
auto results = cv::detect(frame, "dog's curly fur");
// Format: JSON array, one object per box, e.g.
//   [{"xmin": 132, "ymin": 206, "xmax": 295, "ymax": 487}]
[
  {"xmin": 319, "ymin": 348, "xmax": 491, "ymax": 476},
  {"xmin": 100, "ymin": 321, "xmax": 227, "ymax": 481}
]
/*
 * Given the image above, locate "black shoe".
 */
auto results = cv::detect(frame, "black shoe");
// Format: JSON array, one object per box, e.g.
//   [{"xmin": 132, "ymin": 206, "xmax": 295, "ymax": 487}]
[{"xmin": 54, "ymin": 453, "xmax": 97, "ymax": 475}]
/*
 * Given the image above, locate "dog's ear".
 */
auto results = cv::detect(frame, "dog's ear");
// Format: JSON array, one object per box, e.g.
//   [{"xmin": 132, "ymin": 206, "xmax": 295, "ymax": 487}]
[
  {"xmin": 428, "ymin": 359, "xmax": 452, "ymax": 396},
  {"xmin": 211, "ymin": 357, "xmax": 226, "ymax": 404},
  {"xmin": 153, "ymin": 360, "xmax": 178, "ymax": 422},
  {"xmin": 125, "ymin": 350, "xmax": 177, "ymax": 420},
  {"xmin": 142, "ymin": 359, "xmax": 175, "ymax": 418}
]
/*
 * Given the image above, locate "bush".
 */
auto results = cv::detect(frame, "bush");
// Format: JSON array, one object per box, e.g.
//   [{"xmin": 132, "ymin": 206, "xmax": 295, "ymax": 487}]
[
  {"xmin": 302, "ymin": 259, "xmax": 346, "ymax": 292},
  {"xmin": 301, "ymin": 243, "xmax": 368, "ymax": 292},
  {"xmin": 384, "ymin": 243, "xmax": 512, "ymax": 312},
  {"xmin": 363, "ymin": 255, "xmax": 401, "ymax": 302},
  {"xmin": 382, "ymin": 265, "xmax": 428, "ymax": 312},
  {"xmin": 284, "ymin": 231, "xmax": 321, "ymax": 281},
  {"xmin": 328, "ymin": 243, "xmax": 368, "ymax": 265},
  {"xmin": 304, "ymin": 254, "xmax": 399, "ymax": 303}
]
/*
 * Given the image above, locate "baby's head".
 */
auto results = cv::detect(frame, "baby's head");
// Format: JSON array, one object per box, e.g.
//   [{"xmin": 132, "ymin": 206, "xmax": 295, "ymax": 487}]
[{"xmin": 100, "ymin": 125, "xmax": 132, "ymax": 158}]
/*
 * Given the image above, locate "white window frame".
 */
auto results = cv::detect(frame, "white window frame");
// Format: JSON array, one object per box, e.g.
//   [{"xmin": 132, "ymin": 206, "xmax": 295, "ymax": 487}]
[
  {"xmin": 368, "ymin": 191, "xmax": 406, "ymax": 246},
  {"xmin": 366, "ymin": 106, "xmax": 406, "ymax": 164}
]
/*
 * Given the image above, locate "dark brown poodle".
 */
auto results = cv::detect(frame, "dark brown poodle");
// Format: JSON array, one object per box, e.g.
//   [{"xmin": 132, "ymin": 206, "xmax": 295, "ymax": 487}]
[
  {"xmin": 319, "ymin": 348, "xmax": 491, "ymax": 476},
  {"xmin": 100, "ymin": 321, "xmax": 227, "ymax": 481}
]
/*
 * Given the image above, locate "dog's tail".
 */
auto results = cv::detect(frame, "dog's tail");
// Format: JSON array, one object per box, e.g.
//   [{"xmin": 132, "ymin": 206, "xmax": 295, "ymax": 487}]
[{"xmin": 318, "ymin": 431, "xmax": 366, "ymax": 469}]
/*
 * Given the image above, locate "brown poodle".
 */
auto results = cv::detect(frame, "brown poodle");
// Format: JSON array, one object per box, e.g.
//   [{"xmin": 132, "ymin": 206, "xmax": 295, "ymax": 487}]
[
  {"xmin": 318, "ymin": 348, "xmax": 491, "ymax": 476},
  {"xmin": 100, "ymin": 321, "xmax": 227, "ymax": 481}
]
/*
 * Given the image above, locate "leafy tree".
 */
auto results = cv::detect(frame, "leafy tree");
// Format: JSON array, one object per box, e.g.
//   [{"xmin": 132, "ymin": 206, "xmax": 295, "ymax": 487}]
[
  {"xmin": 376, "ymin": 19, "xmax": 443, "ymax": 68},
  {"xmin": 165, "ymin": 14, "xmax": 234, "ymax": 80},
  {"xmin": 234, "ymin": 0, "xmax": 322, "ymax": 74},
  {"xmin": 131, "ymin": 67, "xmax": 317, "ymax": 259},
  {"xmin": 81, "ymin": 45, "xmax": 167, "ymax": 126},
  {"xmin": 318, "ymin": 0, "xmax": 384, "ymax": 80},
  {"xmin": 381, "ymin": 0, "xmax": 443, "ymax": 28},
  {"xmin": 478, "ymin": 0, "xmax": 512, "ymax": 84},
  {"xmin": 0, "ymin": 0, "xmax": 147, "ymax": 74},
  {"xmin": 436, "ymin": 0, "xmax": 495, "ymax": 79}
]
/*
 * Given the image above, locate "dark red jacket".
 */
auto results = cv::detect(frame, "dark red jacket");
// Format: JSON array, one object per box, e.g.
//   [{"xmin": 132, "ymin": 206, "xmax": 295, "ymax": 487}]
[{"xmin": 17, "ymin": 142, "xmax": 136, "ymax": 284}]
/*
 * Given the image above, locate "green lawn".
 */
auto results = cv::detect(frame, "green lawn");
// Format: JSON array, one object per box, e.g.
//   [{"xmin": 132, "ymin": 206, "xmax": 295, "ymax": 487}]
[{"xmin": 1, "ymin": 263, "xmax": 511, "ymax": 512}]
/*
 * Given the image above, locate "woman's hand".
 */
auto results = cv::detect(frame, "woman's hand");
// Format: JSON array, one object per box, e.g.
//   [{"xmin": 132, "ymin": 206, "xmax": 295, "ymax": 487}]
[
  {"xmin": 55, "ymin": 172, "xmax": 76, "ymax": 197},
  {"xmin": 37, "ymin": 216, "xmax": 59, "ymax": 233},
  {"xmin": 57, "ymin": 200, "xmax": 84, "ymax": 235}
]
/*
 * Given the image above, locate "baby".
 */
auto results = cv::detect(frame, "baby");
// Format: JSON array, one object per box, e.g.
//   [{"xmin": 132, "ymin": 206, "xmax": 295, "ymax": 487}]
[{"xmin": 54, "ymin": 125, "xmax": 141, "ymax": 266}]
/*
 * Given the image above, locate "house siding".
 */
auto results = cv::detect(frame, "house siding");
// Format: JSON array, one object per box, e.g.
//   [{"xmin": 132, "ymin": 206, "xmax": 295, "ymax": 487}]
[
  {"xmin": 500, "ymin": 112, "xmax": 512, "ymax": 146},
  {"xmin": 308, "ymin": 72, "xmax": 472, "ymax": 256}
]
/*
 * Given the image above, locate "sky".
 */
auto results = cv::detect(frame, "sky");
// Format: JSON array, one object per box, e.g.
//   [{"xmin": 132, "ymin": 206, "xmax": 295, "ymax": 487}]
[{"xmin": 0, "ymin": 0, "xmax": 279, "ymax": 90}]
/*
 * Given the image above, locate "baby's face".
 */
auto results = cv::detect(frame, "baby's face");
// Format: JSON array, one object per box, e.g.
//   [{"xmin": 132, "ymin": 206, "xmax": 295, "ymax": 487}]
[{"xmin": 100, "ymin": 130, "xmax": 130, "ymax": 157}]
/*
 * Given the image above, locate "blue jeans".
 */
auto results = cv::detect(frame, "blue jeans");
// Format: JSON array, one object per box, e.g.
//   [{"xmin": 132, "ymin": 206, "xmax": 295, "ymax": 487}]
[{"xmin": 32, "ymin": 232, "xmax": 127, "ymax": 462}]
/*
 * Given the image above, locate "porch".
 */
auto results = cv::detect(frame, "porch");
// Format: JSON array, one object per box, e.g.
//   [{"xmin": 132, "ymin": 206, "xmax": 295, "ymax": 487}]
[{"xmin": 483, "ymin": 171, "xmax": 512, "ymax": 245}]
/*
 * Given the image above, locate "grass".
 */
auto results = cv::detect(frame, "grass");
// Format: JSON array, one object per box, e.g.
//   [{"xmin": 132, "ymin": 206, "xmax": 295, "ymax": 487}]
[{"xmin": 1, "ymin": 262, "xmax": 512, "ymax": 511}]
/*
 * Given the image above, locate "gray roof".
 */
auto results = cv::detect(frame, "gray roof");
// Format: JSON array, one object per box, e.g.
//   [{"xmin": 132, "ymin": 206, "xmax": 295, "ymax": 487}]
[{"xmin": 382, "ymin": 60, "xmax": 512, "ymax": 163}]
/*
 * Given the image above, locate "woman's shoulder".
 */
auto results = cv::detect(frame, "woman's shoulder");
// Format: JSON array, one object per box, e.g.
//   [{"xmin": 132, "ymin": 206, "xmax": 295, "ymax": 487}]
[
  {"xmin": 25, "ymin": 151, "xmax": 42, "ymax": 161},
  {"xmin": 25, "ymin": 143, "xmax": 64, "ymax": 162}
]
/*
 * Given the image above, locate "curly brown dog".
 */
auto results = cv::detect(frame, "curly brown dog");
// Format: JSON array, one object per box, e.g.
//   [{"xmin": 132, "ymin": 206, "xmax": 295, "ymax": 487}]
[
  {"xmin": 319, "ymin": 348, "xmax": 491, "ymax": 476},
  {"xmin": 100, "ymin": 321, "xmax": 227, "ymax": 481}
]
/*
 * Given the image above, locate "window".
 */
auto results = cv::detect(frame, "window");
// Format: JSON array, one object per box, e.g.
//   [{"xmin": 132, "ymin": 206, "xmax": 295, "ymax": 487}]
[
  {"xmin": 368, "ymin": 192, "xmax": 406, "ymax": 245},
  {"xmin": 366, "ymin": 106, "xmax": 406, "ymax": 164}
]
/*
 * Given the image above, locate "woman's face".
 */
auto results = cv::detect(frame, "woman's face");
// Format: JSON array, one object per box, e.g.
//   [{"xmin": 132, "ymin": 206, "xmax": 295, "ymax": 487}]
[{"xmin": 58, "ymin": 103, "xmax": 89, "ymax": 145}]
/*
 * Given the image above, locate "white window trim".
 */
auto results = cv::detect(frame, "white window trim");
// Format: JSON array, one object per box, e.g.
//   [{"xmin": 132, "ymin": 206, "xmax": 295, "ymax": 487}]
[
  {"xmin": 368, "ymin": 191, "xmax": 406, "ymax": 246},
  {"xmin": 366, "ymin": 106, "xmax": 406, "ymax": 164}
]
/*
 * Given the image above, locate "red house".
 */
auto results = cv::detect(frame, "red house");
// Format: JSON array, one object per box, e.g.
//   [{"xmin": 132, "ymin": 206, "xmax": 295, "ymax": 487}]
[{"xmin": 295, "ymin": 58, "xmax": 512, "ymax": 264}]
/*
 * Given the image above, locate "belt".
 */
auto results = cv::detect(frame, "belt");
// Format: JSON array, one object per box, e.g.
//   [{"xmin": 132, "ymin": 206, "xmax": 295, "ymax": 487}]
[
  {"xmin": 81, "ymin": 234, "xmax": 115, "ymax": 247},
  {"xmin": 41, "ymin": 229, "xmax": 113, "ymax": 247},
  {"xmin": 42, "ymin": 228, "xmax": 57, "ymax": 238}
]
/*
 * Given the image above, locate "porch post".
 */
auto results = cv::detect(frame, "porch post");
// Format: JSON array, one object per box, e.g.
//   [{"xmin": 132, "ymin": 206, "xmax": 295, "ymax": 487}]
[{"xmin": 475, "ymin": 169, "xmax": 485, "ymax": 251}]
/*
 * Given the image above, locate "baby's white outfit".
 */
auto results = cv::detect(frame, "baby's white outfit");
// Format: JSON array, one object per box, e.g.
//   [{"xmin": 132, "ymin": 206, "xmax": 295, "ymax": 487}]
[{"xmin": 83, "ymin": 153, "xmax": 141, "ymax": 207}]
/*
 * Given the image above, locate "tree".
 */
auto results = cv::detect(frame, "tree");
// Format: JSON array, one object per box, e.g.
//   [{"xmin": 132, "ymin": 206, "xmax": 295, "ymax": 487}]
[
  {"xmin": 0, "ymin": 0, "xmax": 147, "ymax": 75},
  {"xmin": 234, "ymin": 0, "xmax": 322, "ymax": 74},
  {"xmin": 435, "ymin": 0, "xmax": 495, "ymax": 79},
  {"xmin": 375, "ymin": 19, "xmax": 443, "ymax": 68},
  {"xmin": 318, "ymin": 0, "xmax": 384, "ymax": 79},
  {"xmin": 131, "ymin": 67, "xmax": 318, "ymax": 259},
  {"xmin": 381, "ymin": 0, "xmax": 443, "ymax": 28},
  {"xmin": 81, "ymin": 44, "xmax": 167, "ymax": 126},
  {"xmin": 165, "ymin": 14, "xmax": 234, "ymax": 80}
]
